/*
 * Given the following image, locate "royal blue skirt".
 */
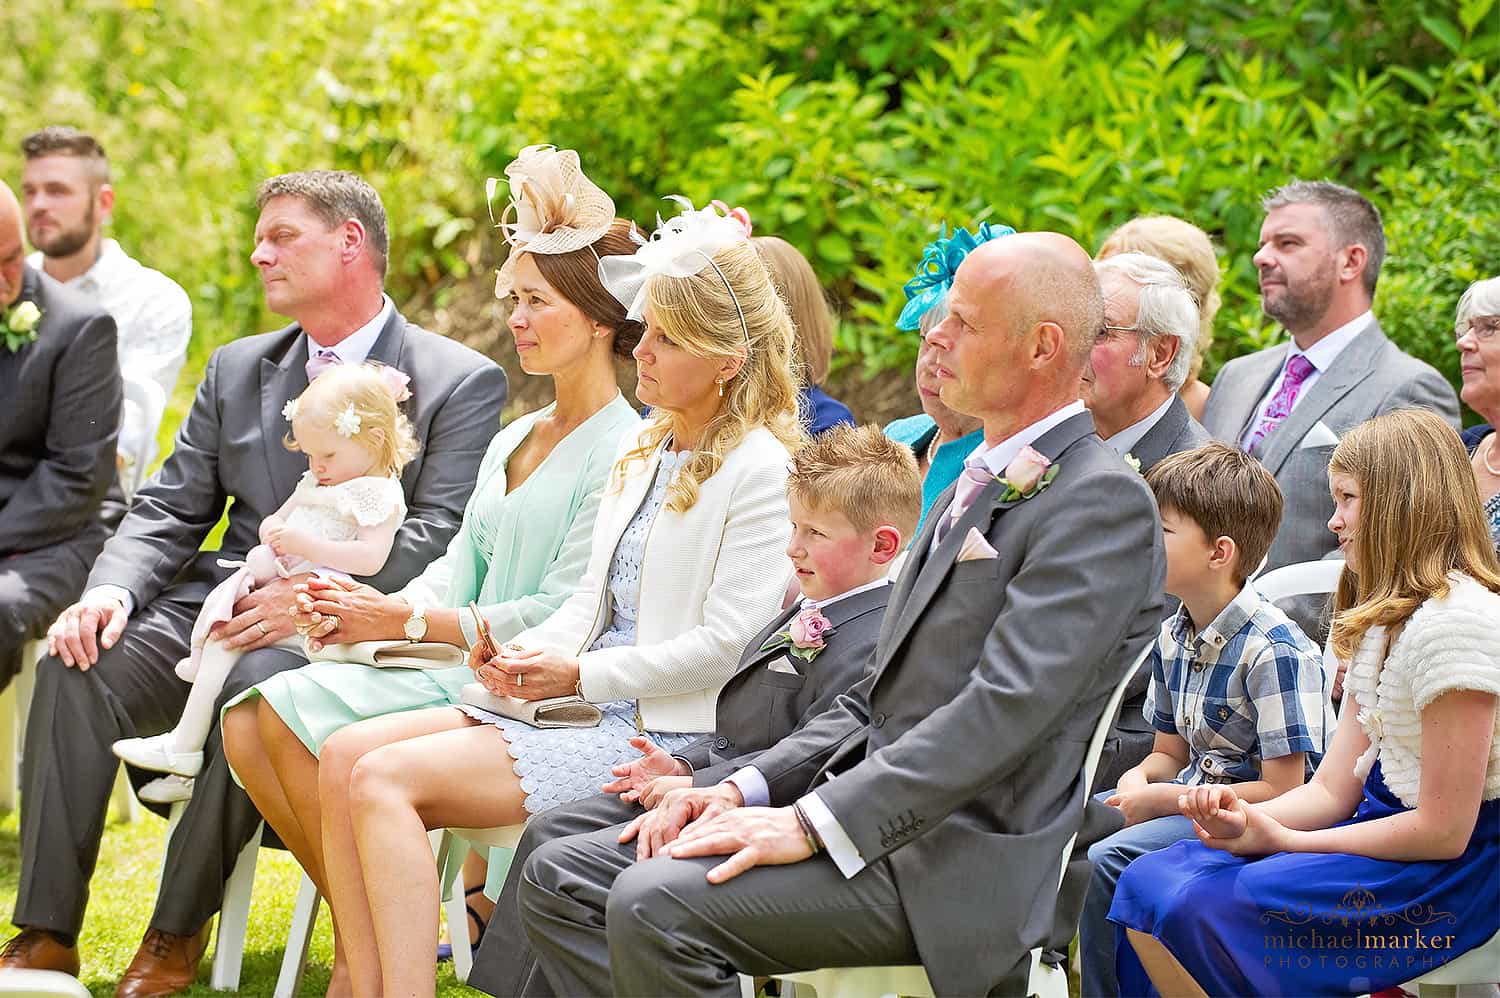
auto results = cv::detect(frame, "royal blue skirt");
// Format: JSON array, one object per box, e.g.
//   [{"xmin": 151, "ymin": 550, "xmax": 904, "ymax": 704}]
[{"xmin": 1108, "ymin": 761, "xmax": 1500, "ymax": 996}]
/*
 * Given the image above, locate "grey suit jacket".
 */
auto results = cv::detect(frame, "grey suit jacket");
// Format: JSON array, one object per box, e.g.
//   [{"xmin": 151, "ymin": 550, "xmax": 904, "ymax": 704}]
[
  {"xmin": 0, "ymin": 266, "xmax": 121, "ymax": 556},
  {"xmin": 744, "ymin": 412, "xmax": 1165, "ymax": 996},
  {"xmin": 677, "ymin": 583, "xmax": 888, "ymax": 773},
  {"xmin": 1203, "ymin": 319, "xmax": 1459, "ymax": 578},
  {"xmin": 87, "ymin": 308, "xmax": 507, "ymax": 606},
  {"xmin": 1130, "ymin": 394, "xmax": 1212, "ymax": 472}
]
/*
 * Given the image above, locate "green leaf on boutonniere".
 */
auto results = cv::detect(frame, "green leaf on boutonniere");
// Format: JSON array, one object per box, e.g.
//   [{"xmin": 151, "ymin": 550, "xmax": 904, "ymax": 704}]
[
  {"xmin": 996, "ymin": 462, "xmax": 1059, "ymax": 502},
  {"xmin": 3, "ymin": 300, "xmax": 44, "ymax": 353}
]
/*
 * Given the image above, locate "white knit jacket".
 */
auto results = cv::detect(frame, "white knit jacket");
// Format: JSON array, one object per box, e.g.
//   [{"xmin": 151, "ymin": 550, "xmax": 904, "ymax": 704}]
[
  {"xmin": 1346, "ymin": 572, "xmax": 1500, "ymax": 807},
  {"xmin": 512, "ymin": 424, "xmax": 793, "ymax": 733}
]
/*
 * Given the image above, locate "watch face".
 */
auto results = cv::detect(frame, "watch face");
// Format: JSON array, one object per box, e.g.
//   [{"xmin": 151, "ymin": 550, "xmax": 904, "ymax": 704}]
[{"xmin": 405, "ymin": 614, "xmax": 427, "ymax": 641}]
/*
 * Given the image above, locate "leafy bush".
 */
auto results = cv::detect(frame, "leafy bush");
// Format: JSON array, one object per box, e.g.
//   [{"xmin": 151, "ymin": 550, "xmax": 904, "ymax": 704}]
[{"xmin": 2, "ymin": 0, "xmax": 1495, "ymax": 411}]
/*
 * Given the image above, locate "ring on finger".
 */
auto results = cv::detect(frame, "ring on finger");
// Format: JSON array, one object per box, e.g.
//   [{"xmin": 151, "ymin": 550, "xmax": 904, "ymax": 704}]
[
  {"xmin": 326, "ymin": 614, "xmax": 341, "ymax": 632},
  {"xmin": 515, "ymin": 672, "xmax": 523, "ymax": 687},
  {"xmin": 256, "ymin": 621, "xmax": 269, "ymax": 637}
]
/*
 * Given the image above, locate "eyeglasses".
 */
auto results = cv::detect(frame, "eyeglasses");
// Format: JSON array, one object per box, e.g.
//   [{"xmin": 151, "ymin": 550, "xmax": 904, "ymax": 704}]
[
  {"xmin": 1456, "ymin": 316, "xmax": 1500, "ymax": 342},
  {"xmin": 1097, "ymin": 323, "xmax": 1142, "ymax": 343}
]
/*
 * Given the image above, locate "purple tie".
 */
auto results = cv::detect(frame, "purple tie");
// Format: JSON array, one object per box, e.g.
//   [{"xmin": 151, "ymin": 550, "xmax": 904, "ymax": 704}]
[
  {"xmin": 937, "ymin": 463, "xmax": 993, "ymax": 542},
  {"xmin": 305, "ymin": 348, "xmax": 341, "ymax": 382},
  {"xmin": 1244, "ymin": 353, "xmax": 1316, "ymax": 454}
]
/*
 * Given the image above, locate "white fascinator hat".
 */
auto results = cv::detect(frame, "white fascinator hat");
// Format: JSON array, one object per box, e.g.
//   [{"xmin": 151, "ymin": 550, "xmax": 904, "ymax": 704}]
[{"xmin": 490, "ymin": 144, "xmax": 616, "ymax": 298}]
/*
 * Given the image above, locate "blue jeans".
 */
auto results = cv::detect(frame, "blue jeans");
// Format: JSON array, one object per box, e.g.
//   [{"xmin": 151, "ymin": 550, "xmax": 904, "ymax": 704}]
[{"xmin": 1079, "ymin": 790, "xmax": 1195, "ymax": 997}]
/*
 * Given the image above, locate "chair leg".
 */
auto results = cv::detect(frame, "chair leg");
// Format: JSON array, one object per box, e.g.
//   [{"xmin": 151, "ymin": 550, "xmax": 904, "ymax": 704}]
[
  {"xmin": 0, "ymin": 673, "xmax": 16, "ymax": 813},
  {"xmin": 434, "ymin": 831, "xmax": 478, "ymax": 984},
  {"xmin": 273, "ymin": 873, "xmax": 321, "ymax": 998},
  {"xmin": 209, "ymin": 823, "xmax": 263, "ymax": 991},
  {"xmin": 111, "ymin": 766, "xmax": 140, "ymax": 822}
]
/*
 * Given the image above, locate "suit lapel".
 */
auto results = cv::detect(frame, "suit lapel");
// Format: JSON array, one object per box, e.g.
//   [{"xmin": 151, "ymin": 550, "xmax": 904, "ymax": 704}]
[
  {"xmin": 880, "ymin": 411, "xmax": 1098, "ymax": 663},
  {"xmin": 366, "ymin": 307, "xmax": 408, "ymax": 368},
  {"xmin": 731, "ymin": 585, "xmax": 888, "ymax": 679},
  {"xmin": 1226, "ymin": 348, "xmax": 1288, "ymax": 443},
  {"xmin": 260, "ymin": 328, "xmax": 311, "ymax": 500},
  {"xmin": 1132, "ymin": 396, "xmax": 1189, "ymax": 471},
  {"xmin": 1258, "ymin": 322, "xmax": 1384, "ymax": 474}
]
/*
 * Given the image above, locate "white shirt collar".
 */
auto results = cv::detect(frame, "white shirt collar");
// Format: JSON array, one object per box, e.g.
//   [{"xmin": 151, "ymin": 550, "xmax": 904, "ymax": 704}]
[
  {"xmin": 964, "ymin": 400, "xmax": 1088, "ymax": 477},
  {"xmin": 1289, "ymin": 309, "xmax": 1372, "ymax": 374},
  {"xmin": 1105, "ymin": 394, "xmax": 1175, "ymax": 457},
  {"xmin": 805, "ymin": 577, "xmax": 889, "ymax": 612},
  {"xmin": 307, "ymin": 294, "xmax": 394, "ymax": 367},
  {"xmin": 27, "ymin": 237, "xmax": 128, "ymax": 291}
]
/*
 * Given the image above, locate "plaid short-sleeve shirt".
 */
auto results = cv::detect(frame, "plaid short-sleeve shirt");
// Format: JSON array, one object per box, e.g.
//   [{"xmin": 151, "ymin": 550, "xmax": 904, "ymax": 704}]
[{"xmin": 1143, "ymin": 582, "xmax": 1330, "ymax": 786}]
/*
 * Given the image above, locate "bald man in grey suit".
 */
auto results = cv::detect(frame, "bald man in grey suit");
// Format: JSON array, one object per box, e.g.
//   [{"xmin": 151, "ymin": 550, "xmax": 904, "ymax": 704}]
[
  {"xmin": 513, "ymin": 233, "xmax": 1164, "ymax": 997},
  {"xmin": 1203, "ymin": 181, "xmax": 1457, "ymax": 647}
]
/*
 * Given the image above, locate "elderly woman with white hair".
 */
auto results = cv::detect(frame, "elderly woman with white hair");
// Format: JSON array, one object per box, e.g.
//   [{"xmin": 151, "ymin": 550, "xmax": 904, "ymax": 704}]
[
  {"xmin": 1458, "ymin": 276, "xmax": 1500, "ymax": 550},
  {"xmin": 1084, "ymin": 251, "xmax": 1213, "ymax": 469}
]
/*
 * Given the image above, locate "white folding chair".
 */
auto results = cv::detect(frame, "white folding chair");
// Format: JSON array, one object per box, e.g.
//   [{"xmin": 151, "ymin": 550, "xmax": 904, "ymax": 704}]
[
  {"xmin": 749, "ymin": 641, "xmax": 1155, "ymax": 998},
  {"xmin": 436, "ymin": 823, "xmax": 526, "ymax": 984},
  {"xmin": 1401, "ymin": 928, "xmax": 1500, "ymax": 997},
  {"xmin": 0, "ymin": 968, "xmax": 92, "ymax": 997},
  {"xmin": 1253, "ymin": 558, "xmax": 1347, "ymax": 699},
  {"xmin": 119, "ymin": 369, "xmax": 167, "ymax": 498}
]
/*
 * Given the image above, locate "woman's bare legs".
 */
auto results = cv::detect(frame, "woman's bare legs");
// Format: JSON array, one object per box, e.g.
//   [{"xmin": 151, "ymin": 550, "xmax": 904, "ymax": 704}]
[
  {"xmin": 348, "ymin": 722, "xmax": 528, "ymax": 998},
  {"xmin": 1127, "ymin": 929, "xmax": 1210, "ymax": 998},
  {"xmin": 320, "ymin": 707, "xmax": 480, "ymax": 996}
]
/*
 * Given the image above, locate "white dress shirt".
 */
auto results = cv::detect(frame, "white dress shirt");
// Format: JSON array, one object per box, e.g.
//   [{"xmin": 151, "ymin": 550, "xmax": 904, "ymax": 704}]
[
  {"xmin": 731, "ymin": 400, "xmax": 1088, "ymax": 878},
  {"xmin": 90, "ymin": 295, "xmax": 394, "ymax": 616},
  {"xmin": 1105, "ymin": 394, "xmax": 1174, "ymax": 458},
  {"xmin": 1238, "ymin": 311, "xmax": 1372, "ymax": 451},
  {"xmin": 30, "ymin": 239, "xmax": 193, "ymax": 479}
]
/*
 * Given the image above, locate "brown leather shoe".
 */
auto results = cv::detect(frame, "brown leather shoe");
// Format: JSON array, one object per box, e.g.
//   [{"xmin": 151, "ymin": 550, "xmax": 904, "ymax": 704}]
[
  {"xmin": 114, "ymin": 924, "xmax": 212, "ymax": 998},
  {"xmin": 0, "ymin": 927, "xmax": 80, "ymax": 976}
]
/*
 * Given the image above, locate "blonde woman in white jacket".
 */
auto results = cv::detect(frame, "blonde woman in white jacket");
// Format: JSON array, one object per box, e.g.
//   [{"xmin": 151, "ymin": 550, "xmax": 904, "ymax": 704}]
[{"xmin": 320, "ymin": 203, "xmax": 804, "ymax": 997}]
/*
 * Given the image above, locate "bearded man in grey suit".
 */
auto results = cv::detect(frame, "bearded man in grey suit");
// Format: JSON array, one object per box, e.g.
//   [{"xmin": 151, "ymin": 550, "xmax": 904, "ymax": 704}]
[
  {"xmin": 0, "ymin": 180, "xmax": 121, "ymax": 692},
  {"xmin": 512, "ymin": 232, "xmax": 1165, "ymax": 997},
  {"xmin": 0, "ymin": 171, "xmax": 506, "ymax": 995},
  {"xmin": 1202, "ymin": 180, "xmax": 1458, "ymax": 648}
]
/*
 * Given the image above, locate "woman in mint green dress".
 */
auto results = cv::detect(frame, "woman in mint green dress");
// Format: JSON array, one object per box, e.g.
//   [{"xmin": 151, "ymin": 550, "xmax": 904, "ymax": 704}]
[{"xmin": 223, "ymin": 149, "xmax": 643, "ymax": 993}]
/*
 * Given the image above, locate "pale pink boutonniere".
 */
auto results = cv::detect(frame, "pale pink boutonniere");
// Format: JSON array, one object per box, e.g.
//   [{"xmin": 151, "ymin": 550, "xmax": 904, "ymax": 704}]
[
  {"xmin": 996, "ymin": 445, "xmax": 1059, "ymax": 502},
  {"xmin": 761, "ymin": 605, "xmax": 835, "ymax": 663}
]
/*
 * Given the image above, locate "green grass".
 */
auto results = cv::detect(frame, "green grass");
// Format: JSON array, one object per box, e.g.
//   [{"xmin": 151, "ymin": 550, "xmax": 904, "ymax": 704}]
[{"xmin": 0, "ymin": 809, "xmax": 468, "ymax": 997}]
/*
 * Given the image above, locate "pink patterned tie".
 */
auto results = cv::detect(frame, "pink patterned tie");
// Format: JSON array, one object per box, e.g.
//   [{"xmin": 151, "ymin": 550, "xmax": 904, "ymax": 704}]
[
  {"xmin": 305, "ymin": 348, "xmax": 341, "ymax": 382},
  {"xmin": 1244, "ymin": 353, "xmax": 1316, "ymax": 454},
  {"xmin": 937, "ymin": 463, "xmax": 994, "ymax": 542}
]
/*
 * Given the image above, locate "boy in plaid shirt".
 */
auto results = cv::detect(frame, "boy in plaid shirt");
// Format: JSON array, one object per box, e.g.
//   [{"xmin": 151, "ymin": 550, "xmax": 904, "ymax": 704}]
[{"xmin": 1079, "ymin": 443, "xmax": 1330, "ymax": 997}]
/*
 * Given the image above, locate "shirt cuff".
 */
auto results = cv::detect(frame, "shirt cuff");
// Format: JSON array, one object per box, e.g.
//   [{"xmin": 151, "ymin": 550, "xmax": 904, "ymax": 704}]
[
  {"xmin": 671, "ymin": 754, "xmax": 695, "ymax": 776},
  {"xmin": 87, "ymin": 584, "xmax": 134, "ymax": 617},
  {"xmin": 723, "ymin": 766, "xmax": 769, "ymax": 808},
  {"xmin": 799, "ymin": 791, "xmax": 866, "ymax": 878}
]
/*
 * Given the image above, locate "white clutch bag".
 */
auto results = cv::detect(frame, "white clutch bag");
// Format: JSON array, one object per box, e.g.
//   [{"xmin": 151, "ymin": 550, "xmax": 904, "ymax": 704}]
[
  {"xmin": 459, "ymin": 682, "xmax": 603, "ymax": 729},
  {"xmin": 307, "ymin": 640, "xmax": 466, "ymax": 670}
]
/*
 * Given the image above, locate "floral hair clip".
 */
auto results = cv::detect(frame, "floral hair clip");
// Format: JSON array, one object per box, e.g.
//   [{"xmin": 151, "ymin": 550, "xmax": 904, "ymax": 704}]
[
  {"xmin": 334, "ymin": 403, "xmax": 362, "ymax": 438},
  {"xmin": 489, "ymin": 145, "xmax": 616, "ymax": 299},
  {"xmin": 282, "ymin": 398, "xmax": 299, "ymax": 422},
  {"xmin": 597, "ymin": 197, "xmax": 752, "ymax": 341},
  {"xmin": 896, "ymin": 221, "xmax": 1016, "ymax": 331}
]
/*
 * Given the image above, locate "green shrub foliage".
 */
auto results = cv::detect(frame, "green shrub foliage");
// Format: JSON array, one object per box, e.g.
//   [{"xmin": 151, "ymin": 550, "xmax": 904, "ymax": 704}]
[{"xmin": 3, "ymin": 0, "xmax": 1496, "ymax": 390}]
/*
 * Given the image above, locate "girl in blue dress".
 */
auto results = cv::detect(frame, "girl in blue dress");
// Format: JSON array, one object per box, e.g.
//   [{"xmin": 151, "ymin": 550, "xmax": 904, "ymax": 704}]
[{"xmin": 1110, "ymin": 409, "xmax": 1500, "ymax": 997}]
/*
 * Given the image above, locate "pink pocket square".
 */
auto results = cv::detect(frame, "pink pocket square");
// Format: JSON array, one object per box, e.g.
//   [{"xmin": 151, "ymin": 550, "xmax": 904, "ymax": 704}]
[{"xmin": 957, "ymin": 526, "xmax": 998, "ymax": 562}]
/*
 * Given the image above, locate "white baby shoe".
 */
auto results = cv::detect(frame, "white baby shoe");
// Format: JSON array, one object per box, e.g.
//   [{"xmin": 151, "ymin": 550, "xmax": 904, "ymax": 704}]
[
  {"xmin": 137, "ymin": 775, "xmax": 195, "ymax": 804},
  {"xmin": 112, "ymin": 733, "xmax": 204, "ymax": 777}
]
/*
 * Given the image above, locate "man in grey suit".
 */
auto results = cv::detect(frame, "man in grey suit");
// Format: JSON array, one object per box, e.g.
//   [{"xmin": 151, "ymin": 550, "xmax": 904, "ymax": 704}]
[
  {"xmin": 1202, "ymin": 180, "xmax": 1459, "ymax": 645},
  {"xmin": 0, "ymin": 171, "xmax": 506, "ymax": 994},
  {"xmin": 466, "ymin": 579, "xmax": 891, "ymax": 996},
  {"xmin": 513, "ymin": 233, "xmax": 1165, "ymax": 997},
  {"xmin": 0, "ymin": 180, "xmax": 121, "ymax": 690},
  {"xmin": 1083, "ymin": 250, "xmax": 1211, "ymax": 791}
]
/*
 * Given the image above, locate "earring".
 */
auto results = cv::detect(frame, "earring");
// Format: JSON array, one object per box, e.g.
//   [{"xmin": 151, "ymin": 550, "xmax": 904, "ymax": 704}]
[{"xmin": 716, "ymin": 378, "xmax": 725, "ymax": 397}]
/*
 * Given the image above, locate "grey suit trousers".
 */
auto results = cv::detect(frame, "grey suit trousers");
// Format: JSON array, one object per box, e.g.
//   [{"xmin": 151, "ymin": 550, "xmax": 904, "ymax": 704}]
[
  {"xmin": 13, "ymin": 580, "xmax": 306, "ymax": 937},
  {"xmin": 519, "ymin": 822, "xmax": 920, "ymax": 998},
  {"xmin": 0, "ymin": 526, "xmax": 109, "ymax": 689}
]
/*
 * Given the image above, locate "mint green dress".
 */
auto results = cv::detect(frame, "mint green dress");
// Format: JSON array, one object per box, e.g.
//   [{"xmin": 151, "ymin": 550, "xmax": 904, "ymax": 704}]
[{"xmin": 226, "ymin": 395, "xmax": 641, "ymax": 755}]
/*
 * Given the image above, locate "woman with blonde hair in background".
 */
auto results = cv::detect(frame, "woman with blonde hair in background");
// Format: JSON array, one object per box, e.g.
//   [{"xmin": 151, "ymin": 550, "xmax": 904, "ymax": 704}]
[
  {"xmin": 313, "ymin": 199, "xmax": 802, "ymax": 997},
  {"xmin": 752, "ymin": 233, "xmax": 855, "ymax": 434},
  {"xmin": 1097, "ymin": 214, "xmax": 1221, "ymax": 420}
]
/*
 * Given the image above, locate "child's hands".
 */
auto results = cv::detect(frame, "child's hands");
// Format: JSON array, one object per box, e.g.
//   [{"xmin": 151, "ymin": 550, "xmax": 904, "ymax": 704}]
[
  {"xmin": 601, "ymin": 736, "xmax": 691, "ymax": 801},
  {"xmin": 258, "ymin": 514, "xmax": 285, "ymax": 546},
  {"xmin": 1180, "ymin": 785, "xmax": 1288, "ymax": 856},
  {"xmin": 1104, "ymin": 783, "xmax": 1180, "ymax": 827},
  {"xmin": 265, "ymin": 522, "xmax": 311, "ymax": 560}
]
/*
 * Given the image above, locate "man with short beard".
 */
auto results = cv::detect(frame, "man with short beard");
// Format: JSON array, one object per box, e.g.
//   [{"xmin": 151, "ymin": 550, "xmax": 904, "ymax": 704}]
[
  {"xmin": 21, "ymin": 126, "xmax": 192, "ymax": 484},
  {"xmin": 1202, "ymin": 180, "xmax": 1458, "ymax": 648}
]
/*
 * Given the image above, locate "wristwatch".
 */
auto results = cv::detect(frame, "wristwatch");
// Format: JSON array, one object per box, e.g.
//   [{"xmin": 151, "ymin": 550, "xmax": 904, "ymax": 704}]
[{"xmin": 402, "ymin": 599, "xmax": 428, "ymax": 642}]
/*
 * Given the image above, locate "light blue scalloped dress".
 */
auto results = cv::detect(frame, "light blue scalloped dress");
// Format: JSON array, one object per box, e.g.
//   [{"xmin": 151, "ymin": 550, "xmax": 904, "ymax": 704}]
[{"xmin": 458, "ymin": 448, "xmax": 697, "ymax": 814}]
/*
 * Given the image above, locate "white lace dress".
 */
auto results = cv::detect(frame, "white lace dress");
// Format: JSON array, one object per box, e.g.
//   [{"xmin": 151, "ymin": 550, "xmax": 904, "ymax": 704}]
[{"xmin": 459, "ymin": 450, "xmax": 697, "ymax": 813}]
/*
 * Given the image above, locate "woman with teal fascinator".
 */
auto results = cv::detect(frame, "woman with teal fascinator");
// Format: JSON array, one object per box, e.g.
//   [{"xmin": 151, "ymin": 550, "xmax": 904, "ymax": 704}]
[{"xmin": 883, "ymin": 222, "xmax": 1015, "ymax": 535}]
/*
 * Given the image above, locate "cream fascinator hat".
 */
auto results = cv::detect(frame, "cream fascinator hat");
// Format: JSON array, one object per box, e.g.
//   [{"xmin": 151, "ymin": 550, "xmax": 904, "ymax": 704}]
[{"xmin": 490, "ymin": 145, "xmax": 616, "ymax": 298}]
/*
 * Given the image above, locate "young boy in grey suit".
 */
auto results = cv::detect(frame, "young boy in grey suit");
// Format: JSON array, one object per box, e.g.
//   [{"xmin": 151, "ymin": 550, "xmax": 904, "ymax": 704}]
[{"xmin": 462, "ymin": 423, "xmax": 921, "ymax": 995}]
